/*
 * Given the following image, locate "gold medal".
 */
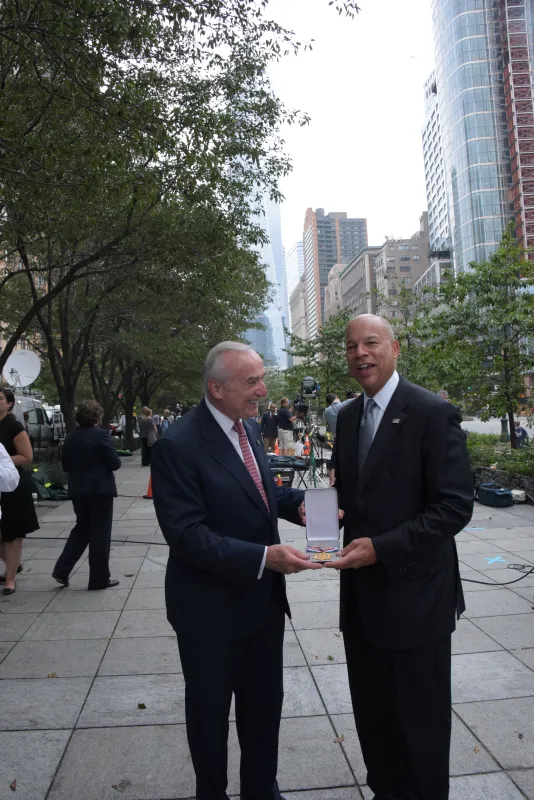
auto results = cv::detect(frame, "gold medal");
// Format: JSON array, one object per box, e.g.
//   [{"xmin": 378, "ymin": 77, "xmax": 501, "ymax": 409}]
[{"xmin": 313, "ymin": 552, "xmax": 332, "ymax": 562}]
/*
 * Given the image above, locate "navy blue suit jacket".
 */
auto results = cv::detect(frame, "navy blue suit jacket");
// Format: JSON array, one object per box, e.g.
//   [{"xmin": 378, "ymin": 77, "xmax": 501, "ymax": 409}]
[
  {"xmin": 151, "ymin": 399, "xmax": 304, "ymax": 641},
  {"xmin": 62, "ymin": 425, "xmax": 121, "ymax": 498},
  {"xmin": 261, "ymin": 410, "xmax": 278, "ymax": 438}
]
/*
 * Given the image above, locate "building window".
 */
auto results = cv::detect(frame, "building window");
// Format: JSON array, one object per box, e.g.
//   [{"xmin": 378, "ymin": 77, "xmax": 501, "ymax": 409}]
[
  {"xmin": 400, "ymin": 256, "xmax": 411, "ymax": 261},
  {"xmin": 400, "ymin": 265, "xmax": 411, "ymax": 272}
]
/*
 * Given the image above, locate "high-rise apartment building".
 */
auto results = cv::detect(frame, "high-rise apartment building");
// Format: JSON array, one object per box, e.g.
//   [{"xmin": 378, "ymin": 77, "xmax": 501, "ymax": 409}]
[
  {"xmin": 285, "ymin": 241, "xmax": 305, "ymax": 302},
  {"xmin": 289, "ymin": 276, "xmax": 308, "ymax": 364},
  {"xmin": 341, "ymin": 246, "xmax": 381, "ymax": 316},
  {"xmin": 374, "ymin": 213, "xmax": 430, "ymax": 318},
  {"xmin": 303, "ymin": 208, "xmax": 367, "ymax": 339},
  {"xmin": 431, "ymin": 0, "xmax": 513, "ymax": 272},
  {"xmin": 422, "ymin": 71, "xmax": 450, "ymax": 254},
  {"xmin": 323, "ymin": 264, "xmax": 345, "ymax": 321}
]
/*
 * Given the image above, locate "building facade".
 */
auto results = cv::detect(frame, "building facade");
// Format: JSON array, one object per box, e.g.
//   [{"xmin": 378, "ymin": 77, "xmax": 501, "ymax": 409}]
[
  {"xmin": 323, "ymin": 264, "xmax": 345, "ymax": 321},
  {"xmin": 413, "ymin": 254, "xmax": 454, "ymax": 297},
  {"xmin": 340, "ymin": 246, "xmax": 381, "ymax": 317},
  {"xmin": 303, "ymin": 208, "xmax": 367, "ymax": 339},
  {"xmin": 245, "ymin": 197, "xmax": 288, "ymax": 367},
  {"xmin": 285, "ymin": 241, "xmax": 305, "ymax": 303},
  {"xmin": 423, "ymin": 71, "xmax": 450, "ymax": 254},
  {"xmin": 374, "ymin": 213, "xmax": 430, "ymax": 319},
  {"xmin": 289, "ymin": 276, "xmax": 308, "ymax": 364},
  {"xmin": 431, "ymin": 0, "xmax": 513, "ymax": 272}
]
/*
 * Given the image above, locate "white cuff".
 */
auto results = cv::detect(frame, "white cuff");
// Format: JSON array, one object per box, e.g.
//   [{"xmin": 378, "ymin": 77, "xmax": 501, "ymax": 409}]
[{"xmin": 257, "ymin": 546, "xmax": 268, "ymax": 579}]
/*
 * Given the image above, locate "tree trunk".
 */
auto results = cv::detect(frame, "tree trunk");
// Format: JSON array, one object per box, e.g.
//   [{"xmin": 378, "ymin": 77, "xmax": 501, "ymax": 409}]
[
  {"xmin": 122, "ymin": 364, "xmax": 136, "ymax": 450},
  {"xmin": 508, "ymin": 408, "xmax": 517, "ymax": 449},
  {"xmin": 59, "ymin": 386, "xmax": 77, "ymax": 433}
]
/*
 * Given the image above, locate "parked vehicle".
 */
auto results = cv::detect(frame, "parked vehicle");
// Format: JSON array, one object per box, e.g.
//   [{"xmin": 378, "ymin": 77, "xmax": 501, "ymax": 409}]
[{"xmin": 11, "ymin": 396, "xmax": 66, "ymax": 447}]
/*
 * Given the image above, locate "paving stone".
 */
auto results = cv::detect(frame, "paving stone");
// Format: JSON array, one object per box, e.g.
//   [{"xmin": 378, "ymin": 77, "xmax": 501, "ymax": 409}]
[
  {"xmin": 286, "ymin": 567, "xmax": 340, "ymax": 582},
  {"xmin": 457, "ymin": 540, "xmax": 509, "ymax": 555},
  {"xmin": 455, "ymin": 696, "xmax": 534, "ymax": 768},
  {"xmin": 460, "ymin": 553, "xmax": 519, "ymax": 571},
  {"xmin": 28, "ymin": 546, "xmax": 75, "ymax": 560},
  {"xmin": 13, "ymin": 573, "xmax": 67, "ymax": 592},
  {"xmin": 281, "ymin": 667, "xmax": 326, "ymax": 717},
  {"xmin": 286, "ymin": 579, "xmax": 340, "ymax": 603},
  {"xmin": 296, "ymin": 628, "xmax": 346, "ymax": 665},
  {"xmin": 0, "ymin": 677, "xmax": 91, "ymax": 730},
  {"xmin": 108, "ymin": 545, "xmax": 150, "ymax": 557},
  {"xmin": 272, "ymin": 791, "xmax": 361, "ymax": 799},
  {"xmin": 511, "ymin": 648, "xmax": 534, "ymax": 672},
  {"xmin": 510, "ymin": 586, "xmax": 534, "ymax": 603},
  {"xmin": 475, "ymin": 527, "xmax": 534, "ymax": 540},
  {"xmin": 290, "ymin": 601, "xmax": 339, "ymax": 630},
  {"xmin": 132, "ymin": 571, "xmax": 166, "ymax": 588},
  {"xmin": 76, "ymin": 557, "xmax": 144, "ymax": 574},
  {"xmin": 0, "ymin": 641, "xmax": 16, "ymax": 663},
  {"xmin": 45, "ymin": 588, "xmax": 130, "ymax": 612},
  {"xmin": 65, "ymin": 571, "xmax": 137, "ymax": 590},
  {"xmin": 491, "ymin": 537, "xmax": 534, "ymax": 552},
  {"xmin": 77, "ymin": 673, "xmax": 186, "ymax": 727},
  {"xmin": 452, "ymin": 650, "xmax": 534, "ymax": 703},
  {"xmin": 0, "ymin": 591, "xmax": 58, "ymax": 614},
  {"xmin": 139, "ymin": 555, "xmax": 167, "ymax": 572},
  {"xmin": 98, "ymin": 637, "xmax": 181, "ymax": 676},
  {"xmin": 0, "ymin": 639, "xmax": 108, "ymax": 678},
  {"xmin": 331, "ymin": 713, "xmax": 366, "ymax": 783},
  {"xmin": 0, "ymin": 730, "xmax": 70, "ymax": 800},
  {"xmin": 452, "ymin": 619, "xmax": 503, "ymax": 655},
  {"xmin": 474, "ymin": 613, "xmax": 534, "ymax": 649},
  {"xmin": 20, "ymin": 559, "xmax": 64, "ymax": 575},
  {"xmin": 477, "ymin": 568, "xmax": 534, "ymax": 588},
  {"xmin": 311, "ymin": 664, "xmax": 352, "ymax": 714},
  {"xmin": 0, "ymin": 613, "xmax": 39, "ymax": 641},
  {"xmin": 22, "ymin": 610, "xmax": 120, "ymax": 641},
  {"xmin": 508, "ymin": 769, "xmax": 534, "ymax": 798},
  {"xmin": 284, "ymin": 630, "xmax": 307, "ymax": 667},
  {"xmin": 464, "ymin": 588, "xmax": 534, "ymax": 618},
  {"xmin": 461, "ymin": 571, "xmax": 508, "ymax": 591},
  {"xmin": 124, "ymin": 587, "xmax": 165, "ymax": 610},
  {"xmin": 47, "ymin": 724, "xmax": 195, "ymax": 800},
  {"xmin": 114, "ymin": 608, "xmax": 174, "ymax": 638},
  {"xmin": 449, "ymin": 772, "xmax": 524, "ymax": 799}
]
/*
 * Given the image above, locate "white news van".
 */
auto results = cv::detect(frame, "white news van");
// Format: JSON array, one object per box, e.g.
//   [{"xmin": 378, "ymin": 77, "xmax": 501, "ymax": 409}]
[{"xmin": 11, "ymin": 395, "xmax": 66, "ymax": 446}]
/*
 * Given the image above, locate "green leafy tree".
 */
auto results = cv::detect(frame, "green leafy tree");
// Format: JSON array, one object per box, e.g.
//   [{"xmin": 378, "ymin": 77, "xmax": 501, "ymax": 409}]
[{"xmin": 429, "ymin": 223, "xmax": 534, "ymax": 448}]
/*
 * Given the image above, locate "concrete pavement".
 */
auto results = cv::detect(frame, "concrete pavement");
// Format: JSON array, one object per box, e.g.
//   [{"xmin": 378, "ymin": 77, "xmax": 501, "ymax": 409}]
[{"xmin": 1, "ymin": 455, "xmax": 534, "ymax": 799}]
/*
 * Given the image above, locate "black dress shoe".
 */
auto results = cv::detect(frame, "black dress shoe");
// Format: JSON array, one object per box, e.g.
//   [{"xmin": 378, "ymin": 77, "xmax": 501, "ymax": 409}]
[
  {"xmin": 88, "ymin": 579, "xmax": 120, "ymax": 590},
  {"xmin": 3, "ymin": 585, "xmax": 16, "ymax": 596},
  {"xmin": 52, "ymin": 572, "xmax": 69, "ymax": 587},
  {"xmin": 0, "ymin": 564, "xmax": 23, "ymax": 583}
]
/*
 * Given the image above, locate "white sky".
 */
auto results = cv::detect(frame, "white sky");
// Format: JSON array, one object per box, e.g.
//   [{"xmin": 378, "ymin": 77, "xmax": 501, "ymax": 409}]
[{"xmin": 267, "ymin": 0, "xmax": 435, "ymax": 251}]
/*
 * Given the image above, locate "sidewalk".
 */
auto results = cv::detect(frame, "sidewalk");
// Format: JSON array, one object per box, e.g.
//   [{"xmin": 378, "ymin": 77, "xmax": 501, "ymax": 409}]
[{"xmin": 0, "ymin": 454, "xmax": 533, "ymax": 799}]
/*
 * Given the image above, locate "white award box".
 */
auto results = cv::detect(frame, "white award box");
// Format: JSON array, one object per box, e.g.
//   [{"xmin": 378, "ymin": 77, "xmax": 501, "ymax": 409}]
[{"xmin": 304, "ymin": 487, "xmax": 340, "ymax": 562}]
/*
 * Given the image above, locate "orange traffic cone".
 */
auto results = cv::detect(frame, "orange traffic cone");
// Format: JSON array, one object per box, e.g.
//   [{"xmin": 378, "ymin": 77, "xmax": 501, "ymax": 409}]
[
  {"xmin": 143, "ymin": 475, "xmax": 153, "ymax": 500},
  {"xmin": 274, "ymin": 440, "xmax": 280, "ymax": 455},
  {"xmin": 276, "ymin": 474, "xmax": 282, "ymax": 486}
]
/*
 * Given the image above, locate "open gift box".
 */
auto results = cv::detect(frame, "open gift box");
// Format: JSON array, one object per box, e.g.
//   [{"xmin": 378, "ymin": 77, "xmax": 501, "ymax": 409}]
[{"xmin": 305, "ymin": 487, "xmax": 340, "ymax": 562}]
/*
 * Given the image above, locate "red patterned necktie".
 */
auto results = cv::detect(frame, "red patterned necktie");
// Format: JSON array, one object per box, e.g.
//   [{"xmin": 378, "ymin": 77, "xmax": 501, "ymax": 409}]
[{"xmin": 232, "ymin": 420, "xmax": 270, "ymax": 511}]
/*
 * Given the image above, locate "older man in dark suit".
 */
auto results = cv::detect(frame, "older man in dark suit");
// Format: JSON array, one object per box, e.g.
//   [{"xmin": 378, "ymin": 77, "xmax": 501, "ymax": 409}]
[
  {"xmin": 326, "ymin": 315, "xmax": 473, "ymax": 800},
  {"xmin": 261, "ymin": 402, "xmax": 279, "ymax": 453},
  {"xmin": 151, "ymin": 342, "xmax": 321, "ymax": 800}
]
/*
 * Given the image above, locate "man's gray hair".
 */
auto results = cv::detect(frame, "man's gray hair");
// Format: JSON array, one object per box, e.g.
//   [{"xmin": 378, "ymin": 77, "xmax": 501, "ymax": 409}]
[{"xmin": 203, "ymin": 341, "xmax": 255, "ymax": 393}]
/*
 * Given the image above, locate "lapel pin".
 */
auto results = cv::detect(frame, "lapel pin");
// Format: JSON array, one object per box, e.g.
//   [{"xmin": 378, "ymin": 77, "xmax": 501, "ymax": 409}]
[{"xmin": 392, "ymin": 418, "xmax": 400, "ymax": 424}]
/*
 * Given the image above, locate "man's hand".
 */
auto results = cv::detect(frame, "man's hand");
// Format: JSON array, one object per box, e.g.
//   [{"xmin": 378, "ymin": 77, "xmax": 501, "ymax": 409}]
[
  {"xmin": 324, "ymin": 537, "xmax": 377, "ymax": 570},
  {"xmin": 266, "ymin": 544, "xmax": 323, "ymax": 574}
]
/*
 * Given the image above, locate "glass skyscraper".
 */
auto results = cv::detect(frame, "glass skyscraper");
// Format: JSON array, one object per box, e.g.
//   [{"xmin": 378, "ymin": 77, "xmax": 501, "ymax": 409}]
[{"xmin": 431, "ymin": 0, "xmax": 513, "ymax": 271}]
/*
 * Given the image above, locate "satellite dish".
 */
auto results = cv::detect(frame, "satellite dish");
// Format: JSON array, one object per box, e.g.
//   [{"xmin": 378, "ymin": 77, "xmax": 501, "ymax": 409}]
[{"xmin": 3, "ymin": 349, "xmax": 41, "ymax": 389}]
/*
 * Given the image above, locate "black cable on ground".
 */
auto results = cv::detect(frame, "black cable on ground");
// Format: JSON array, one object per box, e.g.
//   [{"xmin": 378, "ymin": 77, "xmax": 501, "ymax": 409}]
[{"xmin": 462, "ymin": 564, "xmax": 534, "ymax": 586}]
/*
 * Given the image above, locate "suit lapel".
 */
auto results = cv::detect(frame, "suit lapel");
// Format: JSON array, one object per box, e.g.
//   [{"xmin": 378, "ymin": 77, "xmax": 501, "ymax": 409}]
[
  {"xmin": 357, "ymin": 380, "xmax": 409, "ymax": 496},
  {"xmin": 344, "ymin": 395, "xmax": 364, "ymax": 492},
  {"xmin": 199, "ymin": 401, "xmax": 271, "ymax": 522}
]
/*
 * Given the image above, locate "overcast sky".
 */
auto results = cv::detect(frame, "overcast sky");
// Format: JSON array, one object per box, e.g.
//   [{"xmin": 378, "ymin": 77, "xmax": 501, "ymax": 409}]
[{"xmin": 267, "ymin": 0, "xmax": 436, "ymax": 251}]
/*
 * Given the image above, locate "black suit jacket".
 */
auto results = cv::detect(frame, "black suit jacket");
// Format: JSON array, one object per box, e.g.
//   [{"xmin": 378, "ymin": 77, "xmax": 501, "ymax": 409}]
[
  {"xmin": 151, "ymin": 399, "xmax": 304, "ymax": 641},
  {"xmin": 62, "ymin": 426, "xmax": 121, "ymax": 498},
  {"xmin": 334, "ymin": 376, "xmax": 473, "ymax": 650},
  {"xmin": 261, "ymin": 410, "xmax": 278, "ymax": 438}
]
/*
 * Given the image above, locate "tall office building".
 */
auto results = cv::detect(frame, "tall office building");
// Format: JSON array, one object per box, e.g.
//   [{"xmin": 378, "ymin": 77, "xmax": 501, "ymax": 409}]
[
  {"xmin": 303, "ymin": 208, "xmax": 367, "ymax": 339},
  {"xmin": 245, "ymin": 197, "xmax": 287, "ymax": 368},
  {"xmin": 422, "ymin": 71, "xmax": 450, "ymax": 254},
  {"xmin": 286, "ymin": 241, "xmax": 305, "ymax": 301},
  {"xmin": 431, "ymin": 0, "xmax": 513, "ymax": 272},
  {"xmin": 341, "ymin": 246, "xmax": 381, "ymax": 316}
]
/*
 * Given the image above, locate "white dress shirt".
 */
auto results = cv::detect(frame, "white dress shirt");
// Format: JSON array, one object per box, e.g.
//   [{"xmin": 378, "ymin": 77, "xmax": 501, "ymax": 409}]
[
  {"xmin": 0, "ymin": 442, "xmax": 20, "ymax": 520},
  {"xmin": 205, "ymin": 397, "xmax": 268, "ymax": 578},
  {"xmin": 363, "ymin": 370, "xmax": 400, "ymax": 440}
]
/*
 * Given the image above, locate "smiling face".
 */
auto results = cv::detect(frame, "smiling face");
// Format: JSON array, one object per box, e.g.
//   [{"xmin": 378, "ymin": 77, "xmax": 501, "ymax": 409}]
[
  {"xmin": 345, "ymin": 315, "xmax": 400, "ymax": 397},
  {"xmin": 207, "ymin": 350, "xmax": 267, "ymax": 421}
]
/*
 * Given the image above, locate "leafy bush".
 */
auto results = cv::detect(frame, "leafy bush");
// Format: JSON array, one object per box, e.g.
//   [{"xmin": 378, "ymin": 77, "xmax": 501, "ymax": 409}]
[
  {"xmin": 465, "ymin": 432, "xmax": 501, "ymax": 445},
  {"xmin": 466, "ymin": 431, "xmax": 534, "ymax": 476}
]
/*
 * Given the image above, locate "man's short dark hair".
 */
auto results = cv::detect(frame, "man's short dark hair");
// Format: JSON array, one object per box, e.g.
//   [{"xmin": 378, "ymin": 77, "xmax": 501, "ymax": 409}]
[
  {"xmin": 326, "ymin": 393, "xmax": 337, "ymax": 406},
  {"xmin": 76, "ymin": 399, "xmax": 103, "ymax": 427},
  {"xmin": 346, "ymin": 390, "xmax": 356, "ymax": 399}
]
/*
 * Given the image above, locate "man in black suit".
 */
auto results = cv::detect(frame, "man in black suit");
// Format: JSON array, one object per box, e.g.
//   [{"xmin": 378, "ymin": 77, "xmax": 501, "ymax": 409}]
[
  {"xmin": 261, "ymin": 402, "xmax": 279, "ymax": 453},
  {"xmin": 151, "ymin": 342, "xmax": 321, "ymax": 800},
  {"xmin": 325, "ymin": 315, "xmax": 473, "ymax": 800},
  {"xmin": 53, "ymin": 400, "xmax": 122, "ymax": 590}
]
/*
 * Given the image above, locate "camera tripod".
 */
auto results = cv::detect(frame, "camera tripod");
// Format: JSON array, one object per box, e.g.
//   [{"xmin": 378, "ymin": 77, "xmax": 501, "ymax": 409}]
[{"xmin": 294, "ymin": 428, "xmax": 329, "ymax": 489}]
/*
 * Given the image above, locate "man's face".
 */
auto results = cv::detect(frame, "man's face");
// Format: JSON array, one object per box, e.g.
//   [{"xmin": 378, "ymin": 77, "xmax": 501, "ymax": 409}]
[
  {"xmin": 345, "ymin": 316, "xmax": 400, "ymax": 397},
  {"xmin": 209, "ymin": 351, "xmax": 267, "ymax": 420}
]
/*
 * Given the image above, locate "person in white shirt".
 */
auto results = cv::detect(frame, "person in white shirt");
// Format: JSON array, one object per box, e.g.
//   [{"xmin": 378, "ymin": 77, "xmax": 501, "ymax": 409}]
[{"xmin": 0, "ymin": 442, "xmax": 20, "ymax": 501}]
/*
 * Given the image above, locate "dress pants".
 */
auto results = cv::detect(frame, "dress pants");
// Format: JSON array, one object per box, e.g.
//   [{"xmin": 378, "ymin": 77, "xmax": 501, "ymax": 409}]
[
  {"xmin": 177, "ymin": 597, "xmax": 285, "ymax": 800},
  {"xmin": 263, "ymin": 436, "xmax": 277, "ymax": 453},
  {"xmin": 53, "ymin": 495, "xmax": 113, "ymax": 589},
  {"xmin": 343, "ymin": 624, "xmax": 452, "ymax": 800},
  {"xmin": 140, "ymin": 438, "xmax": 150, "ymax": 466}
]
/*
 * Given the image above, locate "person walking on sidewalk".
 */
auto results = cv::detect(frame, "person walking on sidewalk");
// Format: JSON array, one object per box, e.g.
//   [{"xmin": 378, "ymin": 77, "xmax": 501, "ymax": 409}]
[
  {"xmin": 138, "ymin": 407, "xmax": 157, "ymax": 466},
  {"xmin": 52, "ymin": 400, "xmax": 121, "ymax": 591},
  {"xmin": 260, "ymin": 403, "xmax": 278, "ymax": 453}
]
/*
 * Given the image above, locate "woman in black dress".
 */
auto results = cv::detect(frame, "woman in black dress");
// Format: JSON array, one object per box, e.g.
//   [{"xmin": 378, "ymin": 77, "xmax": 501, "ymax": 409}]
[{"xmin": 0, "ymin": 387, "xmax": 39, "ymax": 595}]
